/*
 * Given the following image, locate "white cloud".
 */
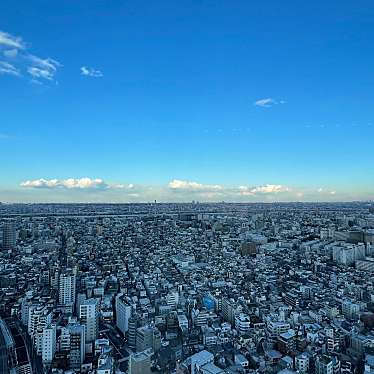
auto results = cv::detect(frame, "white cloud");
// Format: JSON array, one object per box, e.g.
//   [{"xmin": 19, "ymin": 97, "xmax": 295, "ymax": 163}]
[
  {"xmin": 21, "ymin": 179, "xmax": 60, "ymax": 188},
  {"xmin": 317, "ymin": 187, "xmax": 337, "ymax": 195},
  {"xmin": 62, "ymin": 178, "xmax": 108, "ymax": 189},
  {"xmin": 26, "ymin": 55, "xmax": 61, "ymax": 81},
  {"xmin": 238, "ymin": 184, "xmax": 291, "ymax": 196},
  {"xmin": 20, "ymin": 177, "xmax": 126, "ymax": 190},
  {"xmin": 0, "ymin": 31, "xmax": 25, "ymax": 49},
  {"xmin": 169, "ymin": 180, "xmax": 292, "ymax": 198},
  {"xmin": 254, "ymin": 98, "xmax": 285, "ymax": 108},
  {"xmin": 238, "ymin": 185, "xmax": 255, "ymax": 196},
  {"xmin": 80, "ymin": 66, "xmax": 103, "ymax": 77},
  {"xmin": 169, "ymin": 179, "xmax": 223, "ymax": 191},
  {"xmin": 0, "ymin": 61, "xmax": 20, "ymax": 76},
  {"xmin": 27, "ymin": 66, "xmax": 54, "ymax": 80},
  {"xmin": 0, "ymin": 30, "xmax": 61, "ymax": 83},
  {"xmin": 250, "ymin": 184, "xmax": 290, "ymax": 194},
  {"xmin": 16, "ymin": 178, "xmax": 352, "ymax": 202}
]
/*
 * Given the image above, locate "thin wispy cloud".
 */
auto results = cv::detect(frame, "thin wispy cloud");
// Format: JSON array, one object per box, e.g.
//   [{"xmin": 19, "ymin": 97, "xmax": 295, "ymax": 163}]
[
  {"xmin": 80, "ymin": 66, "xmax": 103, "ymax": 77},
  {"xmin": 0, "ymin": 61, "xmax": 20, "ymax": 76},
  {"xmin": 27, "ymin": 55, "xmax": 61, "ymax": 82},
  {"xmin": 0, "ymin": 30, "xmax": 61, "ymax": 83},
  {"xmin": 254, "ymin": 98, "xmax": 286, "ymax": 108},
  {"xmin": 3, "ymin": 48, "xmax": 18, "ymax": 58},
  {"xmin": 0, "ymin": 31, "xmax": 25, "ymax": 50}
]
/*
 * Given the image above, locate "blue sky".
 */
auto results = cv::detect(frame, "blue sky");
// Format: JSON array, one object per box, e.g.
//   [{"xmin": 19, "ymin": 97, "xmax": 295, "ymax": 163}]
[{"xmin": 0, "ymin": 0, "xmax": 373, "ymax": 202}]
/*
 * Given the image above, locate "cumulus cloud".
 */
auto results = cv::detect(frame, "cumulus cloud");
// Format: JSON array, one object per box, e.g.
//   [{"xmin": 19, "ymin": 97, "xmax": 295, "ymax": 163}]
[
  {"xmin": 169, "ymin": 179, "xmax": 223, "ymax": 192},
  {"xmin": 238, "ymin": 184, "xmax": 290, "ymax": 195},
  {"xmin": 238, "ymin": 185, "xmax": 255, "ymax": 196},
  {"xmin": 80, "ymin": 66, "xmax": 103, "ymax": 77},
  {"xmin": 254, "ymin": 98, "xmax": 286, "ymax": 108},
  {"xmin": 250, "ymin": 184, "xmax": 290, "ymax": 194},
  {"xmin": 0, "ymin": 61, "xmax": 20, "ymax": 76},
  {"xmin": 167, "ymin": 180, "xmax": 296, "ymax": 201},
  {"xmin": 20, "ymin": 177, "xmax": 126, "ymax": 190},
  {"xmin": 16, "ymin": 177, "xmax": 350, "ymax": 202},
  {"xmin": 0, "ymin": 30, "xmax": 61, "ymax": 83}
]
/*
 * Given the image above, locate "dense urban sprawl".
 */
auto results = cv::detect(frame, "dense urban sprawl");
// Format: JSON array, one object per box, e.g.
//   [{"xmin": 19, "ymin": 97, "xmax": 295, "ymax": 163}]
[{"xmin": 1, "ymin": 202, "xmax": 374, "ymax": 374}]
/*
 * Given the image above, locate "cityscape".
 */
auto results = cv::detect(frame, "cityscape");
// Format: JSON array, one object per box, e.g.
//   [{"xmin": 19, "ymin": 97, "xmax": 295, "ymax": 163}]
[
  {"xmin": 1, "ymin": 0, "xmax": 374, "ymax": 373},
  {"xmin": 1, "ymin": 202, "xmax": 374, "ymax": 373}
]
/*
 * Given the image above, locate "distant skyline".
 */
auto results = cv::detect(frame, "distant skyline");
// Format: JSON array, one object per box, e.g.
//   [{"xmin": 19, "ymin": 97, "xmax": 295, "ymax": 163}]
[{"xmin": 1, "ymin": 1, "xmax": 373, "ymax": 203}]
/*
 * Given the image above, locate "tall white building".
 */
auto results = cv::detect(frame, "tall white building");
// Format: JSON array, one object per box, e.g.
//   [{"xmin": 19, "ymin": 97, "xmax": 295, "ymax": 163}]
[
  {"xmin": 42, "ymin": 324, "xmax": 56, "ymax": 364},
  {"xmin": 59, "ymin": 272, "xmax": 76, "ymax": 307},
  {"xmin": 115, "ymin": 294, "xmax": 132, "ymax": 334},
  {"xmin": 21, "ymin": 299, "xmax": 34, "ymax": 327},
  {"xmin": 27, "ymin": 305, "xmax": 52, "ymax": 337},
  {"xmin": 79, "ymin": 298, "xmax": 99, "ymax": 343}
]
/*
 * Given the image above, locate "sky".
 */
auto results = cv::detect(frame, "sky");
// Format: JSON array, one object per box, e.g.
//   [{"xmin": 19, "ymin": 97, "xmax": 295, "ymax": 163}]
[{"xmin": 0, "ymin": 0, "xmax": 373, "ymax": 203}]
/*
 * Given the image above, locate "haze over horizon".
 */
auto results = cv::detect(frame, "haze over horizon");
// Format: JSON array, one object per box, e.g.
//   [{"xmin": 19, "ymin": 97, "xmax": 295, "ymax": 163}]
[{"xmin": 1, "ymin": 1, "xmax": 373, "ymax": 203}]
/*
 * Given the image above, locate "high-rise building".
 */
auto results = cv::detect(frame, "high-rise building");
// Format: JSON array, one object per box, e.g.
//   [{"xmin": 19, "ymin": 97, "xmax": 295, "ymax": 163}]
[
  {"xmin": 42, "ymin": 324, "xmax": 56, "ymax": 364},
  {"xmin": 59, "ymin": 271, "xmax": 76, "ymax": 308},
  {"xmin": 128, "ymin": 315, "xmax": 138, "ymax": 349},
  {"xmin": 68, "ymin": 322, "xmax": 86, "ymax": 371},
  {"xmin": 79, "ymin": 298, "xmax": 99, "ymax": 343},
  {"xmin": 2, "ymin": 219, "xmax": 16, "ymax": 251},
  {"xmin": 115, "ymin": 294, "xmax": 132, "ymax": 334},
  {"xmin": 128, "ymin": 348, "xmax": 152, "ymax": 374},
  {"xmin": 76, "ymin": 292, "xmax": 87, "ymax": 315},
  {"xmin": 27, "ymin": 305, "xmax": 52, "ymax": 338}
]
